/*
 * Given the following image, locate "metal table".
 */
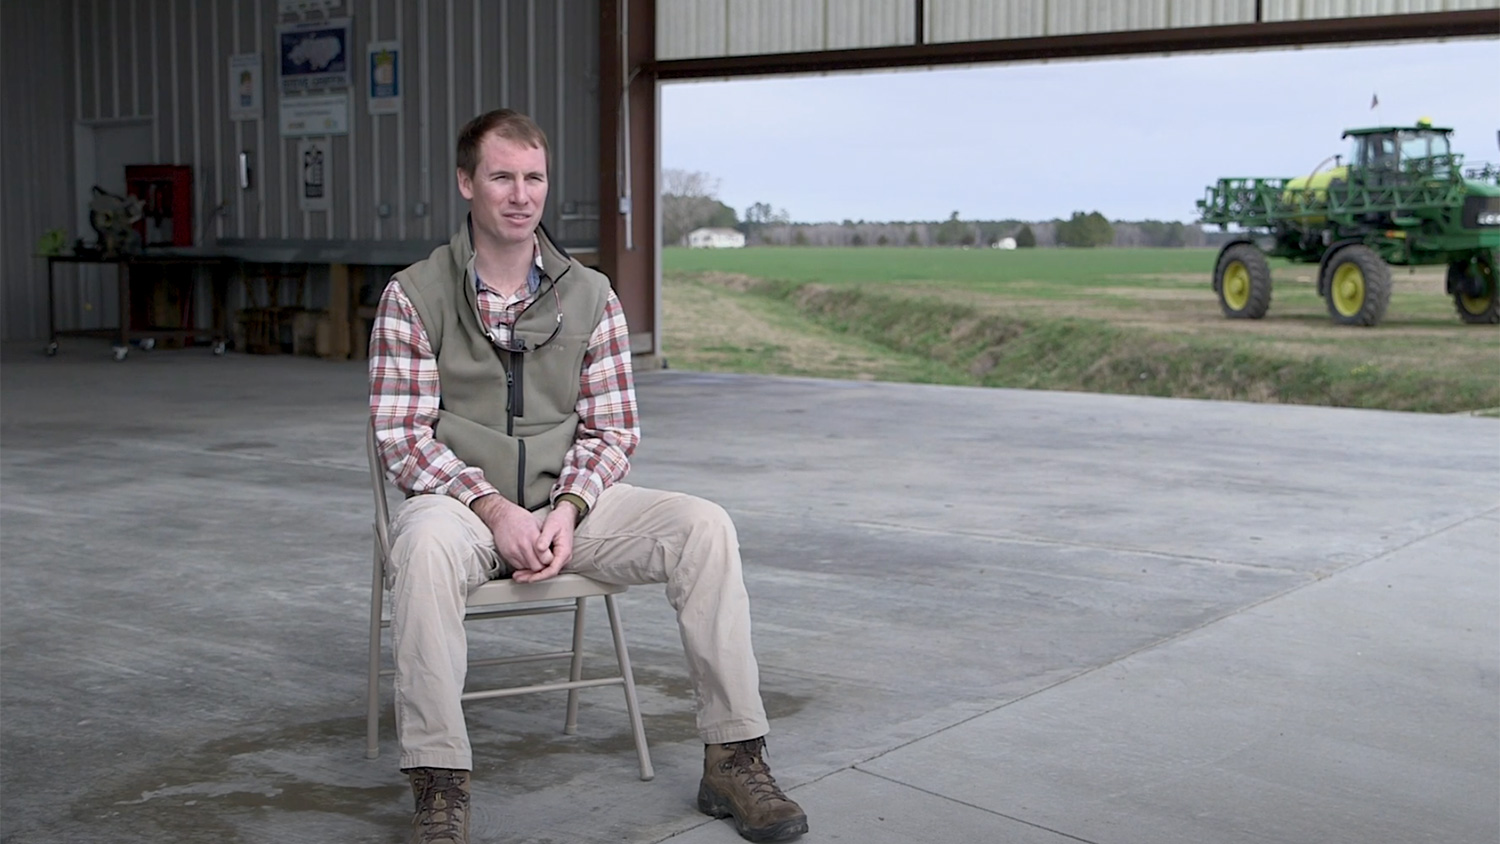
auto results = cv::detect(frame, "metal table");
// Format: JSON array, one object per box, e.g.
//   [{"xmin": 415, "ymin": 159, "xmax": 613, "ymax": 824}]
[{"xmin": 45, "ymin": 252, "xmax": 233, "ymax": 360}]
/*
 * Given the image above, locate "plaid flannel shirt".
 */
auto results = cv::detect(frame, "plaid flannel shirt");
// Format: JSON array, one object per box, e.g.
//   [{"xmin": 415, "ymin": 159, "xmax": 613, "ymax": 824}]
[{"xmin": 368, "ymin": 242, "xmax": 638, "ymax": 512}]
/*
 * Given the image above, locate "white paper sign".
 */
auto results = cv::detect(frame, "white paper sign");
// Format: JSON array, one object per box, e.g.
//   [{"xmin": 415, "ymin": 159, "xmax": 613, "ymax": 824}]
[
  {"xmin": 228, "ymin": 53, "xmax": 263, "ymax": 121},
  {"xmin": 298, "ymin": 137, "xmax": 332, "ymax": 212},
  {"xmin": 367, "ymin": 41, "xmax": 401, "ymax": 115},
  {"xmin": 279, "ymin": 0, "xmax": 343, "ymax": 14},
  {"xmin": 279, "ymin": 92, "xmax": 349, "ymax": 136}
]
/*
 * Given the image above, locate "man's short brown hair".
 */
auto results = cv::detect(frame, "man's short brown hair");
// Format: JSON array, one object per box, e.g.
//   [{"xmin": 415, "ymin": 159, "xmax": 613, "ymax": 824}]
[{"xmin": 456, "ymin": 109, "xmax": 550, "ymax": 176}]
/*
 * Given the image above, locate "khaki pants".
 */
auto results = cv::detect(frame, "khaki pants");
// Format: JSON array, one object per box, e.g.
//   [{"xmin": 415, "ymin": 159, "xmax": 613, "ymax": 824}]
[{"xmin": 387, "ymin": 483, "xmax": 769, "ymax": 772}]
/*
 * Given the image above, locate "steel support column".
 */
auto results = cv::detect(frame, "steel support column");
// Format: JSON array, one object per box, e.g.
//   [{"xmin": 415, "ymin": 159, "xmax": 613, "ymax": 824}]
[{"xmin": 599, "ymin": 0, "xmax": 659, "ymax": 364}]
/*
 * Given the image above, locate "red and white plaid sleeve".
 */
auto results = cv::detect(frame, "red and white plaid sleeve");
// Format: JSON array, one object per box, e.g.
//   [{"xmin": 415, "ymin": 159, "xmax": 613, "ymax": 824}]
[
  {"xmin": 553, "ymin": 289, "xmax": 638, "ymax": 510},
  {"xmin": 368, "ymin": 279, "xmax": 498, "ymax": 505}
]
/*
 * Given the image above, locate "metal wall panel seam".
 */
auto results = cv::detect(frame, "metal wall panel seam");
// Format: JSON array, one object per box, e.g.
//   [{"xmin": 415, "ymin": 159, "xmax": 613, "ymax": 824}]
[
  {"xmin": 620, "ymin": 0, "xmax": 632, "ymax": 250},
  {"xmin": 372, "ymin": 0, "xmax": 382, "ymax": 240},
  {"xmin": 111, "ymin": 0, "xmax": 120, "ymax": 117},
  {"xmin": 347, "ymin": 13, "xmax": 359, "ymax": 239},
  {"xmin": 447, "ymin": 0, "xmax": 457, "ymax": 233},
  {"xmin": 556, "ymin": 0, "xmax": 565, "ymax": 231},
  {"xmin": 74, "ymin": 0, "xmax": 83, "ymax": 121},
  {"xmin": 90, "ymin": 0, "xmax": 102, "ymax": 320},
  {"xmin": 255, "ymin": 0, "xmax": 266, "ymax": 237},
  {"xmin": 91, "ymin": 0, "xmax": 101, "ymax": 119},
  {"xmin": 150, "ymin": 0, "xmax": 160, "ymax": 157},
  {"xmin": 233, "ymin": 0, "xmax": 244, "ymax": 238},
  {"xmin": 499, "ymin": 0, "xmax": 508, "ymax": 110},
  {"xmin": 170, "ymin": 0, "xmax": 180, "ymax": 162},
  {"xmin": 130, "ymin": 0, "xmax": 140, "ymax": 115},
  {"xmin": 420, "ymin": 0, "xmax": 431, "ymax": 239},
  {"xmin": 527, "ymin": 0, "xmax": 536, "ymax": 115},
  {"xmin": 191, "ymin": 0, "xmax": 203, "ymax": 244},
  {"xmin": 473, "ymin": 0, "xmax": 481, "ymax": 116},
  {"xmin": 397, "ymin": 0, "xmax": 407, "ymax": 239},
  {"xmin": 212, "ymin": 0, "xmax": 224, "ymax": 240}
]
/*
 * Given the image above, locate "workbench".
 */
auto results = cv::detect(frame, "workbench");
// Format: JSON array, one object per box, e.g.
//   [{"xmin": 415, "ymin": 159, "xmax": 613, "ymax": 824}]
[{"xmin": 45, "ymin": 252, "xmax": 233, "ymax": 360}]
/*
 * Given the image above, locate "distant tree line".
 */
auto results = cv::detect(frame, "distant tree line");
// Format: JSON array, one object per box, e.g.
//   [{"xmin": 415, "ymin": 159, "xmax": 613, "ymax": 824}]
[
  {"xmin": 745, "ymin": 217, "xmax": 1224, "ymax": 248},
  {"xmin": 661, "ymin": 169, "xmax": 738, "ymax": 245},
  {"xmin": 660, "ymin": 168, "xmax": 1221, "ymax": 248}
]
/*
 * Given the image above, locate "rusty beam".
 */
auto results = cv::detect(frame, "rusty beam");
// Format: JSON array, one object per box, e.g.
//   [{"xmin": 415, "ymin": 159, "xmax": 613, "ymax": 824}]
[{"xmin": 598, "ymin": 0, "xmax": 659, "ymax": 360}]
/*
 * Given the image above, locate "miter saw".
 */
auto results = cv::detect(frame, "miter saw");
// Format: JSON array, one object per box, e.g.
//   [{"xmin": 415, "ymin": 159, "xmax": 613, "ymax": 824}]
[{"xmin": 87, "ymin": 185, "xmax": 144, "ymax": 259}]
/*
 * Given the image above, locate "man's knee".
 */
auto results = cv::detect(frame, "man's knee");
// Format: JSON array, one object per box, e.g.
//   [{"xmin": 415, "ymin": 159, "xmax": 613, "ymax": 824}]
[
  {"xmin": 389, "ymin": 504, "xmax": 487, "ymax": 589},
  {"xmin": 665, "ymin": 495, "xmax": 741, "ymax": 580},
  {"xmin": 673, "ymin": 494, "xmax": 736, "ymax": 538}
]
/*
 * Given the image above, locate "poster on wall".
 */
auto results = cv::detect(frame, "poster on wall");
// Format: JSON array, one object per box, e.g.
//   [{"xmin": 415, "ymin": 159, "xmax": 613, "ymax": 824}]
[
  {"xmin": 278, "ymin": 17, "xmax": 352, "ymax": 93},
  {"xmin": 298, "ymin": 138, "xmax": 331, "ymax": 213},
  {"xmin": 367, "ymin": 41, "xmax": 400, "ymax": 115},
  {"xmin": 228, "ymin": 53, "xmax": 263, "ymax": 120},
  {"xmin": 280, "ymin": 92, "xmax": 349, "ymax": 136}
]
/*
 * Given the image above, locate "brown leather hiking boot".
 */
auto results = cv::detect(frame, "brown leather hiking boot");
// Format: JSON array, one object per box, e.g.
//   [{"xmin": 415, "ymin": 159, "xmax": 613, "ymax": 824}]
[
  {"xmin": 407, "ymin": 767, "xmax": 471, "ymax": 844},
  {"xmin": 698, "ymin": 737, "xmax": 808, "ymax": 842}
]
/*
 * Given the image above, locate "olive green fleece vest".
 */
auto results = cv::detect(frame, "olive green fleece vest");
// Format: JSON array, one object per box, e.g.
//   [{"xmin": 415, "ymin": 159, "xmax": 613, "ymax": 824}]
[{"xmin": 395, "ymin": 222, "xmax": 611, "ymax": 510}]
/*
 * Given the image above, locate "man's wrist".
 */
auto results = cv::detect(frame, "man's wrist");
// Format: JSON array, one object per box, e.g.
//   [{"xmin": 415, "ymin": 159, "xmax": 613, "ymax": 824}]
[
  {"xmin": 554, "ymin": 493, "xmax": 589, "ymax": 525},
  {"xmin": 470, "ymin": 492, "xmax": 511, "ymax": 524}
]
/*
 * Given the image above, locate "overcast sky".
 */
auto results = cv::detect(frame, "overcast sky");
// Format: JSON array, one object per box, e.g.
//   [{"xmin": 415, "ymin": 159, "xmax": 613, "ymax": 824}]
[{"xmin": 661, "ymin": 38, "xmax": 1500, "ymax": 224}]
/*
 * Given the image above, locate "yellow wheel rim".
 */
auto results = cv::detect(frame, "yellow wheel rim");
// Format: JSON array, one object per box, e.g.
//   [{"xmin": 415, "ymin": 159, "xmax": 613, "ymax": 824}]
[
  {"xmin": 1459, "ymin": 262, "xmax": 1495, "ymax": 314},
  {"xmin": 1332, "ymin": 263, "xmax": 1366, "ymax": 317},
  {"xmin": 1459, "ymin": 290, "xmax": 1493, "ymax": 314},
  {"xmin": 1222, "ymin": 260, "xmax": 1251, "ymax": 310}
]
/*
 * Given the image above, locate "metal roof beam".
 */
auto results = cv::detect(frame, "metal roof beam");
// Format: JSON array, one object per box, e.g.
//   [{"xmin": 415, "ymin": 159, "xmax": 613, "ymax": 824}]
[{"xmin": 652, "ymin": 9, "xmax": 1499, "ymax": 81}]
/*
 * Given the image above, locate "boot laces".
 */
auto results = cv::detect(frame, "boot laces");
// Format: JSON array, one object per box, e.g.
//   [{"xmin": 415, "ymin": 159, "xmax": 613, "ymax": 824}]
[
  {"xmin": 725, "ymin": 738, "xmax": 792, "ymax": 806},
  {"xmin": 414, "ymin": 771, "xmax": 468, "ymax": 838}
]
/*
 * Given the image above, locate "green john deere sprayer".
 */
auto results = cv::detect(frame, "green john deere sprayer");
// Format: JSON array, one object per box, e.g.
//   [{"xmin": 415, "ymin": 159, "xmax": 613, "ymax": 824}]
[{"xmin": 1197, "ymin": 120, "xmax": 1500, "ymax": 326}]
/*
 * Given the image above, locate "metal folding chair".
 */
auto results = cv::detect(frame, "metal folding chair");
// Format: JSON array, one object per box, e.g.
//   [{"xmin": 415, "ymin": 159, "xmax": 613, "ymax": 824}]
[{"xmin": 364, "ymin": 422, "xmax": 654, "ymax": 780}]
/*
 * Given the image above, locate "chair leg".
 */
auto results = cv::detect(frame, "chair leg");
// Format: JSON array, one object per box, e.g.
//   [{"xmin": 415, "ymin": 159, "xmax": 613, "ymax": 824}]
[
  {"xmin": 564, "ymin": 597, "xmax": 586, "ymax": 735},
  {"xmin": 366, "ymin": 540, "xmax": 385, "ymax": 760},
  {"xmin": 604, "ymin": 594, "xmax": 654, "ymax": 781}
]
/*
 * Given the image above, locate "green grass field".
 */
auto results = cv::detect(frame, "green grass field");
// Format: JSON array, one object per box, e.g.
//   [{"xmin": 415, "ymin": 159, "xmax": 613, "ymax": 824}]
[{"xmin": 661, "ymin": 246, "xmax": 1500, "ymax": 413}]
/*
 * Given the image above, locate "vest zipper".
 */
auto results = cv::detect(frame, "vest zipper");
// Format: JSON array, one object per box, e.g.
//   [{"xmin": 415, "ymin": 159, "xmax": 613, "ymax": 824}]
[
  {"xmin": 505, "ymin": 365, "xmax": 515, "ymax": 435},
  {"xmin": 506, "ymin": 350, "xmax": 526, "ymax": 509},
  {"xmin": 516, "ymin": 439, "xmax": 527, "ymax": 510}
]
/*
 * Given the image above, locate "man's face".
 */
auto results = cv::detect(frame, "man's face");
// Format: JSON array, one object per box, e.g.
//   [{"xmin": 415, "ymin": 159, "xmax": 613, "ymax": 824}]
[{"xmin": 457, "ymin": 133, "xmax": 548, "ymax": 248}]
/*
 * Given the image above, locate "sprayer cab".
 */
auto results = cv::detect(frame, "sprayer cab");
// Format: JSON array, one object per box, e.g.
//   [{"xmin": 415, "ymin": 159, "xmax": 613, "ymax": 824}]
[{"xmin": 1341, "ymin": 120, "xmax": 1458, "ymax": 181}]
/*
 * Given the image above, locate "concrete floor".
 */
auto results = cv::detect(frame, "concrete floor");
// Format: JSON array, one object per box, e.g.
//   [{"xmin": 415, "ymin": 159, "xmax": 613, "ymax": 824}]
[{"xmin": 1, "ymin": 339, "xmax": 1496, "ymax": 844}]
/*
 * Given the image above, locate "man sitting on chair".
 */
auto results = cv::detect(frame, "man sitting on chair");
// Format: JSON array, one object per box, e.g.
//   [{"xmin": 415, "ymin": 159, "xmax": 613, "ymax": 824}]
[{"xmin": 368, "ymin": 108, "xmax": 809, "ymax": 844}]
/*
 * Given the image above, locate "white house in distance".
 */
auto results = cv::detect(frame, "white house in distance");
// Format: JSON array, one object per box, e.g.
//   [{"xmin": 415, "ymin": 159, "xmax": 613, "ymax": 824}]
[
  {"xmin": 687, "ymin": 227, "xmax": 746, "ymax": 248},
  {"xmin": 993, "ymin": 236, "xmax": 1017, "ymax": 250}
]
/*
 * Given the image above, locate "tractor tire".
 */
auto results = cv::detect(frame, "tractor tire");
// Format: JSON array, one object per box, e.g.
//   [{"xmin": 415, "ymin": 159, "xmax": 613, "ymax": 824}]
[
  {"xmin": 1321, "ymin": 245, "xmax": 1390, "ymax": 326},
  {"xmin": 1450, "ymin": 254, "xmax": 1500, "ymax": 325},
  {"xmin": 1214, "ymin": 243, "xmax": 1272, "ymax": 319}
]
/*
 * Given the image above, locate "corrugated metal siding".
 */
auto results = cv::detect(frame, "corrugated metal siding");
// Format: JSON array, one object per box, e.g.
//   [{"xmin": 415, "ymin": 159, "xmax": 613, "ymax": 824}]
[
  {"xmin": 1, "ymin": 2, "xmax": 79, "ymax": 342},
  {"xmin": 4, "ymin": 0, "xmax": 600, "ymax": 340},
  {"xmin": 659, "ymin": 0, "xmax": 915, "ymax": 58},
  {"xmin": 827, "ymin": 0, "xmax": 915, "ymax": 50},
  {"xmin": 728, "ymin": 0, "xmax": 825, "ymax": 55},
  {"xmin": 659, "ymin": 0, "xmax": 1497, "ymax": 58},
  {"xmin": 65, "ymin": 0, "xmax": 601, "ymax": 246},
  {"xmin": 1263, "ymin": 0, "xmax": 1495, "ymax": 20}
]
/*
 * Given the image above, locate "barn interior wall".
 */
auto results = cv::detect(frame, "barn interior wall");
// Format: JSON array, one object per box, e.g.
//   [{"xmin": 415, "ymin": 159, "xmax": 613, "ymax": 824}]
[{"xmin": 2, "ymin": 0, "xmax": 600, "ymax": 342}]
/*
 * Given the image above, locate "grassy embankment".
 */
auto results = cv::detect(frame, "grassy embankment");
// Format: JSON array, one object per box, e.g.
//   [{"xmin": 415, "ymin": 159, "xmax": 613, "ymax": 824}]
[{"xmin": 661, "ymin": 246, "xmax": 1500, "ymax": 413}]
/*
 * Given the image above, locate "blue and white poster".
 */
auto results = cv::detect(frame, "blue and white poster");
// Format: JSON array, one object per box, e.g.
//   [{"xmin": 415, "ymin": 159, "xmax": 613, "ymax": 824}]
[
  {"xmin": 367, "ymin": 41, "xmax": 400, "ymax": 115},
  {"xmin": 278, "ymin": 18, "xmax": 352, "ymax": 93}
]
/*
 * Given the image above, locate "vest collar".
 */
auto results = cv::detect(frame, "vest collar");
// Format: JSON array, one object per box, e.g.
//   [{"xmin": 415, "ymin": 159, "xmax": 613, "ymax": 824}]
[{"xmin": 453, "ymin": 216, "xmax": 573, "ymax": 294}]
